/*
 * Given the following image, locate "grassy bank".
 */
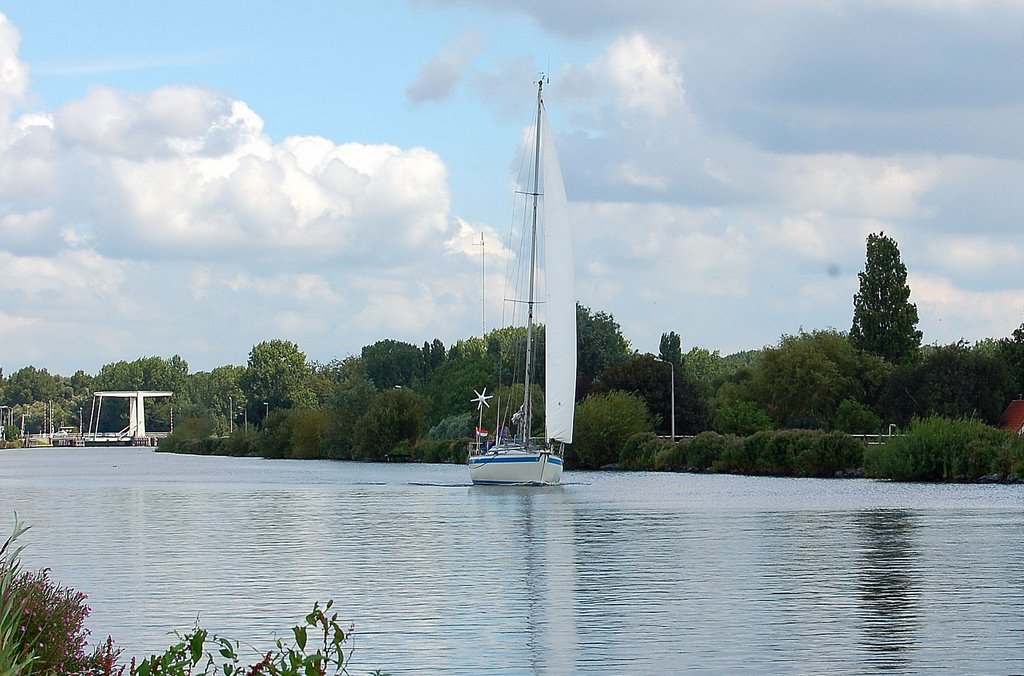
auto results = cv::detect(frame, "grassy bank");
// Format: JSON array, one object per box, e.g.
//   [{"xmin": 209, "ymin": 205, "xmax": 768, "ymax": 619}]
[
  {"xmin": 617, "ymin": 417, "xmax": 1024, "ymax": 482},
  {"xmin": 157, "ymin": 413, "xmax": 1024, "ymax": 483}
]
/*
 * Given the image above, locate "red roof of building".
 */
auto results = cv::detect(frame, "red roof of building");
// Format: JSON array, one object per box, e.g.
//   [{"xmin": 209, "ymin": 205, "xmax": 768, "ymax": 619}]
[{"xmin": 1000, "ymin": 399, "xmax": 1024, "ymax": 434}]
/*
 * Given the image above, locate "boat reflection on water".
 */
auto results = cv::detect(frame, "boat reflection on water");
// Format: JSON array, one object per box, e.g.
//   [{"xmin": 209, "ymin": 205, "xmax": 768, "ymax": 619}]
[{"xmin": 468, "ymin": 485, "xmax": 576, "ymax": 672}]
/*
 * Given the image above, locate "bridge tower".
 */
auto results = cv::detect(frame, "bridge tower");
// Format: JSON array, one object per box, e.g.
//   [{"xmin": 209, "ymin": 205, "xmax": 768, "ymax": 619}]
[{"xmin": 89, "ymin": 391, "xmax": 173, "ymax": 442}]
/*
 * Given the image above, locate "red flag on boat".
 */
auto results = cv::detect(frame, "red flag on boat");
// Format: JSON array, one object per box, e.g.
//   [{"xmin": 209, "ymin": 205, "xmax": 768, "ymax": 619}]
[{"xmin": 476, "ymin": 427, "xmax": 488, "ymax": 438}]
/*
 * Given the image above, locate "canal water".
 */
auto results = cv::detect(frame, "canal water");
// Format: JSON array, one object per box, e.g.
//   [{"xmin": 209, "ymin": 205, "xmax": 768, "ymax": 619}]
[{"xmin": 1, "ymin": 447, "xmax": 1022, "ymax": 674}]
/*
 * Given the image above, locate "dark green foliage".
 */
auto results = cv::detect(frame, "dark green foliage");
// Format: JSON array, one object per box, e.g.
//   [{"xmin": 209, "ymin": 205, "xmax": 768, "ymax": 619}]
[
  {"xmin": 421, "ymin": 338, "xmax": 447, "ymax": 378},
  {"xmin": 2, "ymin": 366, "xmax": 60, "ymax": 405},
  {"xmin": 712, "ymin": 429, "xmax": 863, "ymax": 477},
  {"xmin": 569, "ymin": 391, "xmax": 652, "ymax": 469},
  {"xmin": 157, "ymin": 427, "xmax": 258, "ymax": 457},
  {"xmin": 419, "ymin": 351, "xmax": 495, "ymax": 426},
  {"xmin": 576, "ymin": 304, "xmax": 631, "ymax": 382},
  {"xmin": 618, "ymin": 432, "xmax": 664, "ymax": 470},
  {"xmin": 864, "ymin": 416, "xmax": 1024, "ymax": 481},
  {"xmin": 352, "ymin": 388, "xmax": 426, "ymax": 461},
  {"xmin": 880, "ymin": 341, "xmax": 1015, "ymax": 426},
  {"xmin": 241, "ymin": 339, "xmax": 315, "ymax": 416},
  {"xmin": 794, "ymin": 431, "xmax": 865, "ymax": 478},
  {"xmin": 714, "ymin": 401, "xmax": 773, "ymax": 436},
  {"xmin": 157, "ymin": 417, "xmax": 215, "ymax": 455},
  {"xmin": 652, "ymin": 440, "xmax": 688, "ymax": 472},
  {"xmin": 679, "ymin": 432, "xmax": 740, "ymax": 471},
  {"xmin": 749, "ymin": 330, "xmax": 889, "ymax": 429},
  {"xmin": 429, "ymin": 412, "xmax": 475, "ymax": 440},
  {"xmin": 189, "ymin": 365, "xmax": 245, "ymax": 435},
  {"xmin": 658, "ymin": 332, "xmax": 682, "ymax": 370},
  {"xmin": 260, "ymin": 409, "xmax": 331, "ymax": 459},
  {"xmin": 408, "ymin": 438, "xmax": 467, "ymax": 464},
  {"xmin": 850, "ymin": 231, "xmax": 922, "ymax": 364},
  {"xmin": 361, "ymin": 339, "xmax": 424, "ymax": 389},
  {"xmin": 997, "ymin": 322, "xmax": 1024, "ymax": 399},
  {"xmin": 322, "ymin": 358, "xmax": 378, "ymax": 458},
  {"xmin": 834, "ymin": 399, "xmax": 883, "ymax": 434},
  {"xmin": 594, "ymin": 354, "xmax": 709, "ymax": 436}
]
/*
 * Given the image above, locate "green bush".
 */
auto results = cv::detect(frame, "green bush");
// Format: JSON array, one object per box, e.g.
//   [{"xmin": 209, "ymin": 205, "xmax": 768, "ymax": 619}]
[
  {"xmin": 157, "ymin": 417, "xmax": 215, "ymax": 454},
  {"xmin": 796, "ymin": 431, "xmax": 865, "ymax": 477},
  {"xmin": 428, "ymin": 412, "xmax": 475, "ymax": 441},
  {"xmin": 679, "ymin": 432, "xmax": 740, "ymax": 472},
  {"xmin": 710, "ymin": 429, "xmax": 863, "ymax": 477},
  {"xmin": 569, "ymin": 391, "xmax": 653, "ymax": 469},
  {"xmin": 352, "ymin": 389, "xmax": 427, "ymax": 461},
  {"xmin": 834, "ymin": 399, "xmax": 882, "ymax": 434},
  {"xmin": 619, "ymin": 432, "xmax": 663, "ymax": 471},
  {"xmin": 288, "ymin": 409, "xmax": 331, "ymax": 459},
  {"xmin": 865, "ymin": 415, "xmax": 1024, "ymax": 481},
  {"xmin": 134, "ymin": 599, "xmax": 372, "ymax": 676},
  {"xmin": 713, "ymin": 401, "xmax": 773, "ymax": 436},
  {"xmin": 654, "ymin": 440, "xmax": 688, "ymax": 471},
  {"xmin": 410, "ymin": 439, "xmax": 467, "ymax": 464}
]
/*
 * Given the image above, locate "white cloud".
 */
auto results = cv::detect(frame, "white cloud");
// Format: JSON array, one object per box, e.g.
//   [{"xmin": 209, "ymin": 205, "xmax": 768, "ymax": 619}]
[
  {"xmin": 911, "ymin": 272, "xmax": 1024, "ymax": 342},
  {"xmin": 927, "ymin": 235, "xmax": 1023, "ymax": 275},
  {"xmin": 603, "ymin": 34, "xmax": 686, "ymax": 117},
  {"xmin": 773, "ymin": 154, "xmax": 938, "ymax": 218},
  {"xmin": 0, "ymin": 13, "xmax": 28, "ymax": 118},
  {"xmin": 0, "ymin": 82, "xmax": 452, "ymax": 264}
]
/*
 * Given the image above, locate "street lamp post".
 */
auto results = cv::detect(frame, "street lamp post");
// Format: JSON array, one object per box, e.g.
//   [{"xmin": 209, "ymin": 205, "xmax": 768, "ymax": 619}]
[
  {"xmin": 239, "ymin": 406, "xmax": 248, "ymax": 432},
  {"xmin": 228, "ymin": 396, "xmax": 233, "ymax": 434},
  {"xmin": 263, "ymin": 402, "xmax": 269, "ymax": 425},
  {"xmin": 654, "ymin": 357, "xmax": 676, "ymax": 442}
]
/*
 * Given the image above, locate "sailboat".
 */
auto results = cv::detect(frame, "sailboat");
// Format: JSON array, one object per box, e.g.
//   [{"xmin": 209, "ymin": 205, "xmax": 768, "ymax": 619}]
[{"xmin": 467, "ymin": 77, "xmax": 576, "ymax": 486}]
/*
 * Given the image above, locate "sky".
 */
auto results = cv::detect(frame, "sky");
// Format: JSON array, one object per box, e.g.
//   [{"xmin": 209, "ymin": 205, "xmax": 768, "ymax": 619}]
[{"xmin": 2, "ymin": 1, "xmax": 1024, "ymax": 376}]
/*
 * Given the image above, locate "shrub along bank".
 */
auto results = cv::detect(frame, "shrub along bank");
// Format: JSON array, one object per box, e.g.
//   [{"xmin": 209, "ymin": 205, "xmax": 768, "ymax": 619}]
[
  {"xmin": 863, "ymin": 416, "xmax": 1024, "ymax": 481},
  {"xmin": 616, "ymin": 417, "xmax": 1024, "ymax": 482},
  {"xmin": 159, "ymin": 410, "xmax": 1024, "ymax": 483},
  {"xmin": 616, "ymin": 429, "xmax": 866, "ymax": 478}
]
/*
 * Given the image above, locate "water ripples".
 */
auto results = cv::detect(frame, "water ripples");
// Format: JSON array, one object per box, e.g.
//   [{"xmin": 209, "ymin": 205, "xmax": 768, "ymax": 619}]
[{"xmin": 2, "ymin": 448, "xmax": 1023, "ymax": 674}]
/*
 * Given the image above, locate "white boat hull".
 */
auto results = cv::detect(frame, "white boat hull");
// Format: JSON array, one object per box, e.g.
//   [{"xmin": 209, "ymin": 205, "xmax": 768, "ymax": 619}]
[{"xmin": 467, "ymin": 448, "xmax": 563, "ymax": 485}]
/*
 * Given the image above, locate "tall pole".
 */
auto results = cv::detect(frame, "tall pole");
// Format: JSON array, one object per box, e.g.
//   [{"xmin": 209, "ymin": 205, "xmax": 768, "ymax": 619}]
[
  {"xmin": 263, "ymin": 401, "xmax": 269, "ymax": 426},
  {"xmin": 655, "ymin": 357, "xmax": 676, "ymax": 442},
  {"xmin": 669, "ymin": 361, "xmax": 676, "ymax": 442},
  {"xmin": 229, "ymin": 396, "xmax": 233, "ymax": 434},
  {"xmin": 521, "ymin": 77, "xmax": 544, "ymax": 443},
  {"xmin": 474, "ymin": 232, "xmax": 485, "ymax": 337}
]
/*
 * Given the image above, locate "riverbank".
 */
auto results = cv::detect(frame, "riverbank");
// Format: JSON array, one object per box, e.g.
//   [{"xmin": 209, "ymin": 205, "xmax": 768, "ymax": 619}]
[{"xmin": 154, "ymin": 415, "xmax": 1024, "ymax": 484}]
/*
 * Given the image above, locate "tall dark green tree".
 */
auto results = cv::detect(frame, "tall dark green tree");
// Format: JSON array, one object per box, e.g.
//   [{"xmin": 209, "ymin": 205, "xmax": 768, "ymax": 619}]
[
  {"xmin": 577, "ymin": 304, "xmax": 631, "ymax": 382},
  {"xmin": 658, "ymin": 331, "xmax": 682, "ymax": 369},
  {"xmin": 593, "ymin": 354, "xmax": 709, "ymax": 435},
  {"xmin": 361, "ymin": 339, "xmax": 423, "ymax": 389},
  {"xmin": 850, "ymin": 232, "xmax": 922, "ymax": 364},
  {"xmin": 240, "ymin": 339, "xmax": 314, "ymax": 420}
]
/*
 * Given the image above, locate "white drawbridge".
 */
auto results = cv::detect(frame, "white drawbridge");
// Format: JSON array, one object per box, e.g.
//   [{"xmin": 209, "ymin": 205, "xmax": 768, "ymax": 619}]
[{"xmin": 87, "ymin": 390, "xmax": 173, "ymax": 444}]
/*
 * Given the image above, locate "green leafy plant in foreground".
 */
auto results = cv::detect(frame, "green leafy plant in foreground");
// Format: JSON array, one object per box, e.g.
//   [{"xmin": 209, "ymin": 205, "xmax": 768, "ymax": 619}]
[
  {"xmin": 134, "ymin": 599, "xmax": 386, "ymax": 676},
  {"xmin": 1, "ymin": 516, "xmax": 37, "ymax": 676}
]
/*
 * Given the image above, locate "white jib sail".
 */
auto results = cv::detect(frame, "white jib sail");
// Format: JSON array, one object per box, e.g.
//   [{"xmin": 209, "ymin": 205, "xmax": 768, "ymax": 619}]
[{"xmin": 540, "ymin": 105, "xmax": 577, "ymax": 444}]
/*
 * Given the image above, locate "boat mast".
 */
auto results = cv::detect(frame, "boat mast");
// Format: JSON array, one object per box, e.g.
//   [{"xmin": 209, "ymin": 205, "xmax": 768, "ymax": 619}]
[{"xmin": 521, "ymin": 76, "xmax": 544, "ymax": 444}]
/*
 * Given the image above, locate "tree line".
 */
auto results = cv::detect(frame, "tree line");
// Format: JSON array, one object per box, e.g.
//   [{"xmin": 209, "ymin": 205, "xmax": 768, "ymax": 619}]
[{"xmin": 3, "ymin": 232, "xmax": 1024, "ymax": 471}]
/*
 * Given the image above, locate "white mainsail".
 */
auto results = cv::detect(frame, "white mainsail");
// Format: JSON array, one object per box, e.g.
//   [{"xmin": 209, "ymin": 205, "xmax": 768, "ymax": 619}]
[
  {"xmin": 467, "ymin": 78, "xmax": 572, "ymax": 486},
  {"xmin": 540, "ymin": 106, "xmax": 576, "ymax": 444}
]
